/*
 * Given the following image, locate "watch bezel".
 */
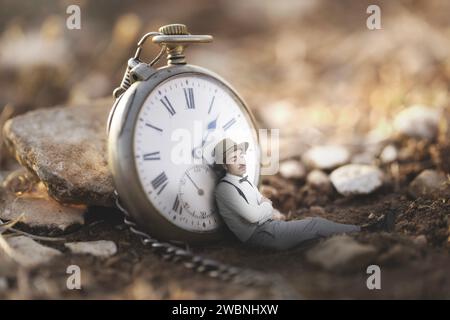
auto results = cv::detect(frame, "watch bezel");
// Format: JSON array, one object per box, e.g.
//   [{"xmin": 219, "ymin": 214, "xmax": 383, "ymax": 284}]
[{"xmin": 108, "ymin": 64, "xmax": 261, "ymax": 243}]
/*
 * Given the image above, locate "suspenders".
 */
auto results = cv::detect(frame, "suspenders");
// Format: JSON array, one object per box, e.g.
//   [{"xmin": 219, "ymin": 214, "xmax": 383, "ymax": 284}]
[{"xmin": 219, "ymin": 180, "xmax": 249, "ymax": 204}]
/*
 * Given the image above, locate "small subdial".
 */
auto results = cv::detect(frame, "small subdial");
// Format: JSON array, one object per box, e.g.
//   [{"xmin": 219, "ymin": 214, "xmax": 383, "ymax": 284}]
[{"xmin": 178, "ymin": 165, "xmax": 218, "ymax": 219}]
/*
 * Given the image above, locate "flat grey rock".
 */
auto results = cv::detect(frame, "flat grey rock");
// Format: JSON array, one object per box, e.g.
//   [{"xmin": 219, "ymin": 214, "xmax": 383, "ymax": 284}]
[
  {"xmin": 0, "ymin": 277, "xmax": 7, "ymax": 291},
  {"xmin": 306, "ymin": 235, "xmax": 377, "ymax": 272},
  {"xmin": 330, "ymin": 164, "xmax": 384, "ymax": 196},
  {"xmin": 6, "ymin": 236, "xmax": 61, "ymax": 268},
  {"xmin": 65, "ymin": 240, "xmax": 117, "ymax": 258},
  {"xmin": 0, "ymin": 251, "xmax": 17, "ymax": 277},
  {"xmin": 3, "ymin": 98, "xmax": 115, "ymax": 206},
  {"xmin": 377, "ymin": 244, "xmax": 418, "ymax": 266},
  {"xmin": 0, "ymin": 184, "xmax": 85, "ymax": 232}
]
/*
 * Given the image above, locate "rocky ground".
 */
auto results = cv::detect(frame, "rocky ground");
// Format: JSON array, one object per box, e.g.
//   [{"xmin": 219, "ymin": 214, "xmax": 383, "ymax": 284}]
[
  {"xmin": 0, "ymin": 0, "xmax": 449, "ymax": 299},
  {"xmin": 0, "ymin": 99, "xmax": 448, "ymax": 299}
]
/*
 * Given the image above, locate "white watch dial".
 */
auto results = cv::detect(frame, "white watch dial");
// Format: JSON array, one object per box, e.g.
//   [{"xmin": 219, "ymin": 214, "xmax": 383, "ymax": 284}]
[{"xmin": 133, "ymin": 74, "xmax": 259, "ymax": 232}]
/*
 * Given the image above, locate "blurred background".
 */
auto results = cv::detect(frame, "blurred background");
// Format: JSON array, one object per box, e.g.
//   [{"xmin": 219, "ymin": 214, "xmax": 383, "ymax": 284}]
[
  {"xmin": 0, "ymin": 0, "xmax": 449, "ymax": 300},
  {"xmin": 0, "ymin": 0, "xmax": 449, "ymax": 159}
]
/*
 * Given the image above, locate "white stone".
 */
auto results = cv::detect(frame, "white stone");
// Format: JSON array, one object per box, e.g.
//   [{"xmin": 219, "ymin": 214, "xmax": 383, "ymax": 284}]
[
  {"xmin": 65, "ymin": 240, "xmax": 117, "ymax": 258},
  {"xmin": 393, "ymin": 105, "xmax": 440, "ymax": 140},
  {"xmin": 303, "ymin": 145, "xmax": 350, "ymax": 170},
  {"xmin": 306, "ymin": 170, "xmax": 331, "ymax": 190},
  {"xmin": 6, "ymin": 236, "xmax": 61, "ymax": 268},
  {"xmin": 306, "ymin": 235, "xmax": 377, "ymax": 272},
  {"xmin": 279, "ymin": 160, "xmax": 305, "ymax": 179},
  {"xmin": 330, "ymin": 164, "xmax": 384, "ymax": 196},
  {"xmin": 379, "ymin": 144, "xmax": 398, "ymax": 163}
]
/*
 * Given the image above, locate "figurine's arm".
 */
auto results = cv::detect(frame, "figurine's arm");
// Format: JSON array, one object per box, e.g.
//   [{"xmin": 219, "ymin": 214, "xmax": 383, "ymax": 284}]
[
  {"xmin": 256, "ymin": 188, "xmax": 271, "ymax": 205},
  {"xmin": 256, "ymin": 188, "xmax": 263, "ymax": 203},
  {"xmin": 215, "ymin": 184, "xmax": 273, "ymax": 224}
]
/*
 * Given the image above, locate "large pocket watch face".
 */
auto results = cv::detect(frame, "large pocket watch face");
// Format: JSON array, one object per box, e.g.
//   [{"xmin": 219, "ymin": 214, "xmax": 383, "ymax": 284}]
[{"xmin": 132, "ymin": 72, "xmax": 260, "ymax": 233}]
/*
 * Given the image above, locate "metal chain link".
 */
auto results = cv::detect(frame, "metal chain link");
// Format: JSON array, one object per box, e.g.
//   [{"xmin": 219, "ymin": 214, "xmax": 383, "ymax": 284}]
[{"xmin": 114, "ymin": 191, "xmax": 300, "ymax": 299}]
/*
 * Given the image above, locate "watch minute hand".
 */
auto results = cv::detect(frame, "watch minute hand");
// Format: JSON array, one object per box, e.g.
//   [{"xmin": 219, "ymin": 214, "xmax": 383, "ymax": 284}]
[{"xmin": 186, "ymin": 172, "xmax": 204, "ymax": 196}]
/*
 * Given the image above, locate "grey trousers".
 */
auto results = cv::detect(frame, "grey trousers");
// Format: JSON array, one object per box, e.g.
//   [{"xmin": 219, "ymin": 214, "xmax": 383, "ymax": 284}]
[{"xmin": 245, "ymin": 217, "xmax": 360, "ymax": 250}]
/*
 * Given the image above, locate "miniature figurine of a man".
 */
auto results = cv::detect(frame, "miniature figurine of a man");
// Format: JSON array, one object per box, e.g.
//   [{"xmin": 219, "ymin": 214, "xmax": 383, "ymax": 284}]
[{"xmin": 213, "ymin": 138, "xmax": 393, "ymax": 250}]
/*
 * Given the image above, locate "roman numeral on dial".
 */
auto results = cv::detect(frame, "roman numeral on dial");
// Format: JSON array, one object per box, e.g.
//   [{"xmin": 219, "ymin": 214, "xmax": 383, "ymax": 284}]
[
  {"xmin": 143, "ymin": 152, "xmax": 160, "ymax": 161},
  {"xmin": 145, "ymin": 122, "xmax": 163, "ymax": 132},
  {"xmin": 151, "ymin": 172, "xmax": 168, "ymax": 195},
  {"xmin": 160, "ymin": 96, "xmax": 176, "ymax": 116},
  {"xmin": 184, "ymin": 88, "xmax": 195, "ymax": 109},
  {"xmin": 223, "ymin": 117, "xmax": 237, "ymax": 131},
  {"xmin": 172, "ymin": 195, "xmax": 183, "ymax": 214},
  {"xmin": 208, "ymin": 96, "xmax": 215, "ymax": 114}
]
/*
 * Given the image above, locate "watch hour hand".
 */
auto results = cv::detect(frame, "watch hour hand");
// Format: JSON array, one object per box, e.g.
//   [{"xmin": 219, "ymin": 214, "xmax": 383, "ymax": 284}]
[{"xmin": 201, "ymin": 115, "xmax": 219, "ymax": 147}]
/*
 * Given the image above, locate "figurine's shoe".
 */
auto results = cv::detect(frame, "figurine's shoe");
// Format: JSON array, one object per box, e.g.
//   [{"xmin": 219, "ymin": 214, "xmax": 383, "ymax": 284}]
[
  {"xmin": 385, "ymin": 210, "xmax": 396, "ymax": 232},
  {"xmin": 361, "ymin": 211, "xmax": 396, "ymax": 232}
]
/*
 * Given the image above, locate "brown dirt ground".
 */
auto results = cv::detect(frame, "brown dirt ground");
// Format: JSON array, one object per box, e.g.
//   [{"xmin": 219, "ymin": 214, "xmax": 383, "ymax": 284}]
[{"xmin": 1, "ymin": 159, "xmax": 449, "ymax": 299}]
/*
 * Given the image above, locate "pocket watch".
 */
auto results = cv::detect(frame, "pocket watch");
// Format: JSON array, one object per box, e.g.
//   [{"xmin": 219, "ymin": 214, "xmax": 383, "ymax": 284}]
[{"xmin": 107, "ymin": 24, "xmax": 261, "ymax": 243}]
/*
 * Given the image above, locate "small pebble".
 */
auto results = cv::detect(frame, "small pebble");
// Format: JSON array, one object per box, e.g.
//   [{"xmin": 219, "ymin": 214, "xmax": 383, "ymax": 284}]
[
  {"xmin": 413, "ymin": 235, "xmax": 427, "ymax": 246},
  {"xmin": 65, "ymin": 240, "xmax": 117, "ymax": 258},
  {"xmin": 306, "ymin": 170, "xmax": 331, "ymax": 191},
  {"xmin": 393, "ymin": 105, "xmax": 440, "ymax": 140},
  {"xmin": 330, "ymin": 164, "xmax": 384, "ymax": 196},
  {"xmin": 279, "ymin": 160, "xmax": 305, "ymax": 179},
  {"xmin": 380, "ymin": 144, "xmax": 398, "ymax": 163},
  {"xmin": 408, "ymin": 169, "xmax": 450, "ymax": 200},
  {"xmin": 303, "ymin": 145, "xmax": 350, "ymax": 170}
]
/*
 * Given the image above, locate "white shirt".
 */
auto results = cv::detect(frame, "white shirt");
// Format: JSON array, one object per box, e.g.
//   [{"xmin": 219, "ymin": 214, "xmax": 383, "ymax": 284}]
[{"xmin": 214, "ymin": 173, "xmax": 274, "ymax": 242}]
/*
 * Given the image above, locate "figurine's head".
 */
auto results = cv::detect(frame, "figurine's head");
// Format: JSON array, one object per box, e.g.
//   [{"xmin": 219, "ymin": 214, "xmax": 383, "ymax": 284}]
[{"xmin": 213, "ymin": 138, "xmax": 248, "ymax": 177}]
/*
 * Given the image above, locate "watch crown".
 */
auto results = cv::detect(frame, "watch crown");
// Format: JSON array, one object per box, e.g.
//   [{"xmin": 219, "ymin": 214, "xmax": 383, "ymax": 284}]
[
  {"xmin": 159, "ymin": 24, "xmax": 189, "ymax": 36},
  {"xmin": 154, "ymin": 24, "xmax": 211, "ymax": 65}
]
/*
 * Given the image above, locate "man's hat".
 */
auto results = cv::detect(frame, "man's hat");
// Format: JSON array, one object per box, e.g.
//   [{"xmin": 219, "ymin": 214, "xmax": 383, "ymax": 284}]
[{"xmin": 212, "ymin": 138, "xmax": 249, "ymax": 164}]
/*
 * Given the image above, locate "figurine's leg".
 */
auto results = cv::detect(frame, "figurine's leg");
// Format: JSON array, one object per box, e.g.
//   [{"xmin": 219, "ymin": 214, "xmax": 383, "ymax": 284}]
[{"xmin": 246, "ymin": 217, "xmax": 360, "ymax": 250}]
